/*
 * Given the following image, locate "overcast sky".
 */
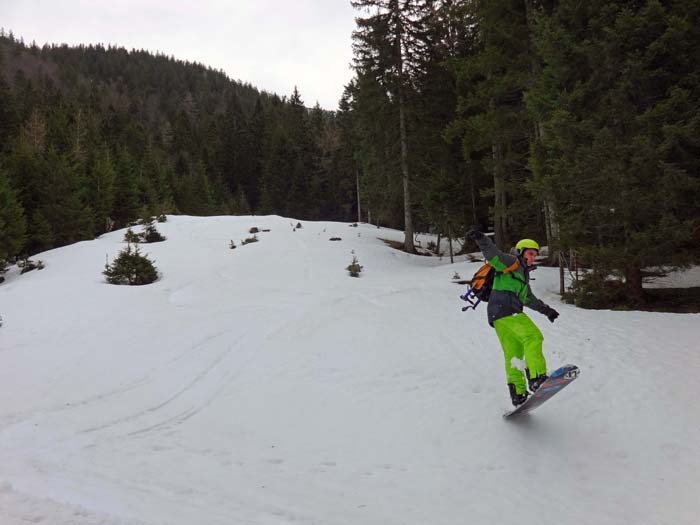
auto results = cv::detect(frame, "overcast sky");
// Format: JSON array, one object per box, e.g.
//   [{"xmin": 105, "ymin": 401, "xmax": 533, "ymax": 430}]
[{"xmin": 2, "ymin": 0, "xmax": 359, "ymax": 110}]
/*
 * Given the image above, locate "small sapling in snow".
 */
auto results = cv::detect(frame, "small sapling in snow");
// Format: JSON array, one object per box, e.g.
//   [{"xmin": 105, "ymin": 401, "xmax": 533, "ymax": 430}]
[
  {"xmin": 104, "ymin": 244, "xmax": 159, "ymax": 285},
  {"xmin": 346, "ymin": 256, "xmax": 363, "ymax": 277}
]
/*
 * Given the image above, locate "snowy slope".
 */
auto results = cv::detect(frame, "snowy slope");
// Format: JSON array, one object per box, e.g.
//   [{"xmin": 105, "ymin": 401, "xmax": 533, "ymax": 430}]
[{"xmin": 1, "ymin": 215, "xmax": 698, "ymax": 525}]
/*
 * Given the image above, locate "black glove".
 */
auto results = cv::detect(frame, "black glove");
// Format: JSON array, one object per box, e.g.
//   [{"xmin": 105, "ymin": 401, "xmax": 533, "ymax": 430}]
[
  {"xmin": 466, "ymin": 229, "xmax": 484, "ymax": 242},
  {"xmin": 545, "ymin": 307, "xmax": 559, "ymax": 323}
]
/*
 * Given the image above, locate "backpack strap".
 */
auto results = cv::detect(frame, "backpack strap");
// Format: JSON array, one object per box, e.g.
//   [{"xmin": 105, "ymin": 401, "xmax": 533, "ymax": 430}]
[{"xmin": 501, "ymin": 259, "xmax": 519, "ymax": 274}]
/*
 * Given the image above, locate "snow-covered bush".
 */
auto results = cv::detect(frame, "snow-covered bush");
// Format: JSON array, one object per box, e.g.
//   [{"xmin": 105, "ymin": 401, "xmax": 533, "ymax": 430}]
[
  {"xmin": 142, "ymin": 220, "xmax": 166, "ymax": 243},
  {"xmin": 242, "ymin": 235, "xmax": 259, "ymax": 245},
  {"xmin": 124, "ymin": 228, "xmax": 141, "ymax": 243},
  {"xmin": 104, "ymin": 244, "xmax": 158, "ymax": 285},
  {"xmin": 346, "ymin": 256, "xmax": 363, "ymax": 277},
  {"xmin": 18, "ymin": 258, "xmax": 44, "ymax": 274},
  {"xmin": 123, "ymin": 221, "xmax": 166, "ymax": 244}
]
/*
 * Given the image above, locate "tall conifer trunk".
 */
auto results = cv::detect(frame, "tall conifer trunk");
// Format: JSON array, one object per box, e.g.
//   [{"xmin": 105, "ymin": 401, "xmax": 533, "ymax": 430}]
[
  {"xmin": 398, "ymin": 81, "xmax": 414, "ymax": 252},
  {"xmin": 395, "ymin": 4, "xmax": 414, "ymax": 253},
  {"xmin": 525, "ymin": 0, "xmax": 560, "ymax": 261},
  {"xmin": 491, "ymin": 128, "xmax": 508, "ymax": 246},
  {"xmin": 625, "ymin": 264, "xmax": 645, "ymax": 305}
]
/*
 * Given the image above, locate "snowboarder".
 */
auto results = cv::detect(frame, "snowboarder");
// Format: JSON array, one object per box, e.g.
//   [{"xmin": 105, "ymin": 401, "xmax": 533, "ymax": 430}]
[{"xmin": 466, "ymin": 229, "xmax": 560, "ymax": 406}]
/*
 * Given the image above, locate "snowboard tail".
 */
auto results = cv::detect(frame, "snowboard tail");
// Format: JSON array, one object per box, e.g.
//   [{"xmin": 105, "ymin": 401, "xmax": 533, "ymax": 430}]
[{"xmin": 503, "ymin": 364, "xmax": 579, "ymax": 418}]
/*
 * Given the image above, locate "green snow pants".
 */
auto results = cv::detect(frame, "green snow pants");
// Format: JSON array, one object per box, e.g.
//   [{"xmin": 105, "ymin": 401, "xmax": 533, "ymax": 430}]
[{"xmin": 493, "ymin": 313, "xmax": 547, "ymax": 395}]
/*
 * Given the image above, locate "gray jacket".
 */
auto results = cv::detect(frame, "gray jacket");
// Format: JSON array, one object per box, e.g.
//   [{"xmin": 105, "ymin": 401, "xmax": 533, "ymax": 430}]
[{"xmin": 475, "ymin": 235, "xmax": 552, "ymax": 326}]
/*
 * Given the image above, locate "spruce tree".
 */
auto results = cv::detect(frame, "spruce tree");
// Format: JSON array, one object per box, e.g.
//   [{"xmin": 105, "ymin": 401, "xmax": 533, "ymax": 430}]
[
  {"xmin": 352, "ymin": 0, "xmax": 425, "ymax": 252},
  {"xmin": 112, "ymin": 149, "xmax": 141, "ymax": 227},
  {"xmin": 0, "ymin": 168, "xmax": 27, "ymax": 264},
  {"xmin": 449, "ymin": 0, "xmax": 537, "ymax": 246},
  {"xmin": 87, "ymin": 144, "xmax": 116, "ymax": 234},
  {"xmin": 103, "ymin": 243, "xmax": 158, "ymax": 285},
  {"xmin": 527, "ymin": 0, "xmax": 700, "ymax": 303},
  {"xmin": 0, "ymin": 74, "xmax": 17, "ymax": 150}
]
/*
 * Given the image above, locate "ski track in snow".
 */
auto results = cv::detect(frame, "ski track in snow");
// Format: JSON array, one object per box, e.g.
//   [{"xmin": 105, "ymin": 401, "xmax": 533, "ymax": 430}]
[{"xmin": 1, "ymin": 215, "xmax": 699, "ymax": 525}]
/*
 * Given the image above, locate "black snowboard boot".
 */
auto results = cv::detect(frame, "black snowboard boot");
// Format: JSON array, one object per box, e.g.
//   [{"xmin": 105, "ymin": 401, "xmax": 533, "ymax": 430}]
[
  {"xmin": 526, "ymin": 368, "xmax": 548, "ymax": 393},
  {"xmin": 508, "ymin": 384, "xmax": 529, "ymax": 406}
]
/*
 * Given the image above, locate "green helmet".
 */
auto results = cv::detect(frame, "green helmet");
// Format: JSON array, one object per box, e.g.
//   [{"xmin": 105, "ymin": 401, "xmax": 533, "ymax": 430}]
[{"xmin": 515, "ymin": 238, "xmax": 540, "ymax": 254}]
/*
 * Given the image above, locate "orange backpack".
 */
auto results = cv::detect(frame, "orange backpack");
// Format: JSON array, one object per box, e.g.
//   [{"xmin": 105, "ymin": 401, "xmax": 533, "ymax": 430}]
[{"xmin": 461, "ymin": 259, "xmax": 519, "ymax": 310}]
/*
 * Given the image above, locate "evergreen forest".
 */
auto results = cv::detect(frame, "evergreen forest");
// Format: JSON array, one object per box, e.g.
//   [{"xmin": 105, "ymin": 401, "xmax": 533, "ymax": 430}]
[{"xmin": 1, "ymin": 0, "xmax": 699, "ymax": 307}]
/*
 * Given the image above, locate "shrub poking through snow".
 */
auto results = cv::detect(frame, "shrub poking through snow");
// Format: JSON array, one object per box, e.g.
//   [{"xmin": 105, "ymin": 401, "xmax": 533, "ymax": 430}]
[
  {"xmin": 242, "ymin": 235, "xmax": 259, "ymax": 245},
  {"xmin": 229, "ymin": 240, "xmax": 236, "ymax": 249},
  {"xmin": 18, "ymin": 258, "xmax": 44, "ymax": 274},
  {"xmin": 124, "ymin": 228, "xmax": 141, "ymax": 243},
  {"xmin": 157, "ymin": 214, "xmax": 167, "ymax": 223},
  {"xmin": 296, "ymin": 222, "xmax": 303, "ymax": 229},
  {"xmin": 124, "ymin": 221, "xmax": 166, "ymax": 244},
  {"xmin": 330, "ymin": 237, "xmax": 342, "ymax": 241},
  {"xmin": 249, "ymin": 227, "xmax": 260, "ymax": 234},
  {"xmin": 142, "ymin": 220, "xmax": 166, "ymax": 243},
  {"xmin": 104, "ymin": 244, "xmax": 158, "ymax": 285},
  {"xmin": 346, "ymin": 256, "xmax": 363, "ymax": 277}
]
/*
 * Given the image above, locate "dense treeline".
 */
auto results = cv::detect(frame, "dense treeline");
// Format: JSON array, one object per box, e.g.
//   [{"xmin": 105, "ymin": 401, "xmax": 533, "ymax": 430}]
[
  {"xmin": 2, "ymin": 0, "xmax": 700, "ymax": 306},
  {"xmin": 0, "ymin": 32, "xmax": 356, "ymax": 267},
  {"xmin": 346, "ymin": 0, "xmax": 700, "ymax": 303}
]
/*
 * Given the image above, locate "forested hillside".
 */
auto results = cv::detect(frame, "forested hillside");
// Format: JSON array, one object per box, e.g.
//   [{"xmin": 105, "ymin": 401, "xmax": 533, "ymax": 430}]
[
  {"xmin": 0, "ymin": 32, "xmax": 357, "ymax": 262},
  {"xmin": 1, "ymin": 0, "xmax": 700, "ymax": 307}
]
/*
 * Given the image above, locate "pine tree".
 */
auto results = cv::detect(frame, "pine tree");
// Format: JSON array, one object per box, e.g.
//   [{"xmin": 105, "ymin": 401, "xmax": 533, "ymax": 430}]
[
  {"xmin": 244, "ymin": 97, "xmax": 265, "ymax": 210},
  {"xmin": 112, "ymin": 148, "xmax": 141, "ymax": 227},
  {"xmin": 286, "ymin": 86, "xmax": 315, "ymax": 218},
  {"xmin": 87, "ymin": 145, "xmax": 116, "ymax": 234},
  {"xmin": 218, "ymin": 90, "xmax": 246, "ymax": 195},
  {"xmin": 335, "ymin": 84, "xmax": 364, "ymax": 222},
  {"xmin": 142, "ymin": 219, "xmax": 166, "ymax": 243},
  {"xmin": 448, "ymin": 0, "xmax": 538, "ymax": 246},
  {"xmin": 0, "ymin": 73, "xmax": 18, "ymax": 150},
  {"xmin": 0, "ymin": 168, "xmax": 27, "ymax": 263},
  {"xmin": 43, "ymin": 149, "xmax": 95, "ymax": 246},
  {"xmin": 526, "ymin": 0, "xmax": 700, "ymax": 304},
  {"xmin": 352, "ymin": 0, "xmax": 425, "ymax": 252},
  {"xmin": 103, "ymin": 243, "xmax": 158, "ymax": 285},
  {"xmin": 410, "ymin": 1, "xmax": 475, "ymax": 243}
]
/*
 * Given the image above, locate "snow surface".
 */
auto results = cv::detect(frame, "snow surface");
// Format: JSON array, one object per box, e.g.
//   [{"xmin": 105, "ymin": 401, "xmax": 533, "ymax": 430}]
[{"xmin": 1, "ymin": 215, "xmax": 699, "ymax": 525}]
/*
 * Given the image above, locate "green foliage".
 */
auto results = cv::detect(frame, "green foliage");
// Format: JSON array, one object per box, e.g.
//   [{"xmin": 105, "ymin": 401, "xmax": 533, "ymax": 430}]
[
  {"xmin": 123, "ymin": 220, "xmax": 165, "ymax": 243},
  {"xmin": 527, "ymin": 0, "xmax": 700, "ymax": 299},
  {"xmin": 142, "ymin": 220, "xmax": 166, "ymax": 243},
  {"xmin": 564, "ymin": 272, "xmax": 629, "ymax": 310},
  {"xmin": 123, "ymin": 228, "xmax": 141, "ymax": 243},
  {"xmin": 0, "ymin": 35, "xmax": 358, "ymax": 262},
  {"xmin": 0, "ymin": 168, "xmax": 27, "ymax": 263},
  {"xmin": 103, "ymin": 244, "xmax": 158, "ymax": 285}
]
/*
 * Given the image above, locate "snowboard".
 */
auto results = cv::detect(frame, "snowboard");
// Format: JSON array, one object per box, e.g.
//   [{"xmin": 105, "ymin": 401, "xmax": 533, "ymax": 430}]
[{"xmin": 503, "ymin": 364, "xmax": 580, "ymax": 418}]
